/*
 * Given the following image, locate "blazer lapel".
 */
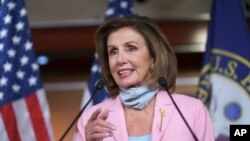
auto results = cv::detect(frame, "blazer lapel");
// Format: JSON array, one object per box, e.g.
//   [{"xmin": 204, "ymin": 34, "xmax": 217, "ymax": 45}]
[
  {"xmin": 105, "ymin": 97, "xmax": 128, "ymax": 141},
  {"xmin": 151, "ymin": 91, "xmax": 175, "ymax": 141},
  {"xmin": 105, "ymin": 91, "xmax": 175, "ymax": 141}
]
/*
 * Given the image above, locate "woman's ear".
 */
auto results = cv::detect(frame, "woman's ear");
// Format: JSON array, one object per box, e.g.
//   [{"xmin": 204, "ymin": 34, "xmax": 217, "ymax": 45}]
[{"xmin": 149, "ymin": 63, "xmax": 155, "ymax": 73}]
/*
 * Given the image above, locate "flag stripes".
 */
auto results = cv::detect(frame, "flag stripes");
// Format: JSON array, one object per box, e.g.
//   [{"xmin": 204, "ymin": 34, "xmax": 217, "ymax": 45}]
[
  {"xmin": 0, "ymin": 90, "xmax": 53, "ymax": 141},
  {"xmin": 25, "ymin": 92, "xmax": 50, "ymax": 141},
  {"xmin": 1, "ymin": 104, "xmax": 21, "ymax": 141}
]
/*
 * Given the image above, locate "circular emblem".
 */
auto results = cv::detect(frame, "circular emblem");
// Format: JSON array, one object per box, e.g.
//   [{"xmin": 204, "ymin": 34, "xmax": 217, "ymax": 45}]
[{"xmin": 224, "ymin": 102, "xmax": 241, "ymax": 121}]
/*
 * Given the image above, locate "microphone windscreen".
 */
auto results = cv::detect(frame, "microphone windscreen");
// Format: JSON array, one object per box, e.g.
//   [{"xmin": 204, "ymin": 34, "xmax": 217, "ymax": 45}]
[
  {"xmin": 95, "ymin": 79, "xmax": 105, "ymax": 90},
  {"xmin": 158, "ymin": 77, "xmax": 167, "ymax": 87}
]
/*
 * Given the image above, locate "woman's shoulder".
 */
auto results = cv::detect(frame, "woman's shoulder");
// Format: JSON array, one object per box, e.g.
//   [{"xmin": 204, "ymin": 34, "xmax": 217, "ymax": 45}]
[
  {"xmin": 157, "ymin": 90, "xmax": 205, "ymax": 108},
  {"xmin": 158, "ymin": 90, "xmax": 201, "ymax": 102},
  {"xmin": 172, "ymin": 93, "xmax": 201, "ymax": 103},
  {"xmin": 171, "ymin": 93, "xmax": 208, "ymax": 113}
]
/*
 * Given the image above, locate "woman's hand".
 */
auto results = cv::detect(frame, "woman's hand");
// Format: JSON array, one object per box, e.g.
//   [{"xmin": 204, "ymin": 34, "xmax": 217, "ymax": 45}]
[{"xmin": 85, "ymin": 108, "xmax": 116, "ymax": 141}]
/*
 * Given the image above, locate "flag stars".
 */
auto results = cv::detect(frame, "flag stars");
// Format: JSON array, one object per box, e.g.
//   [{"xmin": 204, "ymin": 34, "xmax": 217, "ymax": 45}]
[
  {"xmin": 106, "ymin": 8, "xmax": 114, "ymax": 16},
  {"xmin": 1, "ymin": 0, "xmax": 4, "ymax": 5},
  {"xmin": 3, "ymin": 62, "xmax": 12, "ymax": 72},
  {"xmin": 16, "ymin": 70, "xmax": 25, "ymax": 79},
  {"xmin": 7, "ymin": 49, "xmax": 16, "ymax": 58},
  {"xmin": 28, "ymin": 76, "xmax": 37, "ymax": 86},
  {"xmin": 91, "ymin": 64, "xmax": 100, "ymax": 73},
  {"xmin": 94, "ymin": 53, "xmax": 99, "ymax": 59},
  {"xmin": 24, "ymin": 41, "xmax": 33, "ymax": 50},
  {"xmin": 20, "ymin": 8, "xmax": 27, "ymax": 17},
  {"xmin": 31, "ymin": 63, "xmax": 39, "ymax": 71},
  {"xmin": 15, "ymin": 21, "xmax": 24, "ymax": 31},
  {"xmin": 3, "ymin": 14, "xmax": 12, "ymax": 24},
  {"xmin": 7, "ymin": 1, "xmax": 16, "ymax": 10},
  {"xmin": 0, "ymin": 92, "xmax": 3, "ymax": 100},
  {"xmin": 0, "ymin": 43, "xmax": 4, "ymax": 51},
  {"xmin": 20, "ymin": 55, "xmax": 29, "ymax": 66},
  {"xmin": 120, "ymin": 1, "xmax": 128, "ymax": 9},
  {"xmin": 12, "ymin": 84, "xmax": 21, "ymax": 93},
  {"xmin": 12, "ymin": 35, "xmax": 21, "ymax": 45},
  {"xmin": 0, "ymin": 28, "xmax": 8, "ymax": 38},
  {"xmin": 0, "ymin": 76, "xmax": 8, "ymax": 87}
]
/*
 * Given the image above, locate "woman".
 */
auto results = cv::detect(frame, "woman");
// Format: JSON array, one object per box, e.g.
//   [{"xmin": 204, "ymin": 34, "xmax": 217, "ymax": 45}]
[{"xmin": 77, "ymin": 15, "xmax": 214, "ymax": 141}]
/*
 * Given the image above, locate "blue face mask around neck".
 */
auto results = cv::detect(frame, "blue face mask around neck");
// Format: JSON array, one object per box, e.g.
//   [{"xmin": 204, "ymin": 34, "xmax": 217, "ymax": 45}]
[{"xmin": 119, "ymin": 85, "xmax": 159, "ymax": 110}]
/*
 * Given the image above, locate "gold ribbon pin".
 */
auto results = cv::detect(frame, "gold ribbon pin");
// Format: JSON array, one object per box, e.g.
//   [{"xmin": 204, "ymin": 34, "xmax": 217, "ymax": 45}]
[{"xmin": 159, "ymin": 108, "xmax": 166, "ymax": 132}]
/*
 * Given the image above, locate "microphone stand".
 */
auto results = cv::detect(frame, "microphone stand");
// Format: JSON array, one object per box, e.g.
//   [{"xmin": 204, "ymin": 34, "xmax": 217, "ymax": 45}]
[
  {"xmin": 59, "ymin": 80, "xmax": 104, "ymax": 141},
  {"xmin": 158, "ymin": 77, "xmax": 199, "ymax": 141}
]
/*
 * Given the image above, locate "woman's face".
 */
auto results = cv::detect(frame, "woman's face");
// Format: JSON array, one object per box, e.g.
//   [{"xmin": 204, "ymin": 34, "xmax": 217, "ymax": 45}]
[{"xmin": 107, "ymin": 27, "xmax": 153, "ymax": 88}]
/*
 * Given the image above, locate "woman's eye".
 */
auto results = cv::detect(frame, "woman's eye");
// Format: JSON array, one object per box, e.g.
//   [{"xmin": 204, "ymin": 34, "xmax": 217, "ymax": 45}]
[
  {"xmin": 127, "ymin": 46, "xmax": 137, "ymax": 52},
  {"xmin": 108, "ymin": 49, "xmax": 117, "ymax": 55}
]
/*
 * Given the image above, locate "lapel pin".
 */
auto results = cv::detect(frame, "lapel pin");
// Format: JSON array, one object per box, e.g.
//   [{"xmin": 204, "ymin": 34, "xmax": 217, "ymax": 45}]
[{"xmin": 159, "ymin": 108, "xmax": 166, "ymax": 132}]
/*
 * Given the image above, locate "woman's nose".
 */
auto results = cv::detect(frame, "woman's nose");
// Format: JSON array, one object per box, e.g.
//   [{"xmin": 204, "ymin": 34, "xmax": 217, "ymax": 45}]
[{"xmin": 117, "ymin": 52, "xmax": 126, "ymax": 65}]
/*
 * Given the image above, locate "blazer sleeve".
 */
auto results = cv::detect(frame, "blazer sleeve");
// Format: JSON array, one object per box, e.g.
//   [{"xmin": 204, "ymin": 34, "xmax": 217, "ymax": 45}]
[
  {"xmin": 76, "ymin": 106, "xmax": 99, "ymax": 141},
  {"xmin": 194, "ymin": 99, "xmax": 215, "ymax": 141},
  {"xmin": 76, "ymin": 110, "xmax": 89, "ymax": 141}
]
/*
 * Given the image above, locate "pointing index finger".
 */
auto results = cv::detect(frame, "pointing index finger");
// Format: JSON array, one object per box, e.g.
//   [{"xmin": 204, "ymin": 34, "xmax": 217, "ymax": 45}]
[{"xmin": 88, "ymin": 108, "xmax": 102, "ymax": 121}]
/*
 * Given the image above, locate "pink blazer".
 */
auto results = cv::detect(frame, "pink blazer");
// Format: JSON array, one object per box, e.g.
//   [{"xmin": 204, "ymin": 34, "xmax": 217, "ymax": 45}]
[{"xmin": 76, "ymin": 91, "xmax": 215, "ymax": 141}]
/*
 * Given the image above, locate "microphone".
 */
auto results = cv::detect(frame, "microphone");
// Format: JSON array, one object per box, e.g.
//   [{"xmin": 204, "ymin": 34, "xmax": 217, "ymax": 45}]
[
  {"xmin": 158, "ymin": 77, "xmax": 199, "ymax": 141},
  {"xmin": 59, "ymin": 79, "xmax": 105, "ymax": 141}
]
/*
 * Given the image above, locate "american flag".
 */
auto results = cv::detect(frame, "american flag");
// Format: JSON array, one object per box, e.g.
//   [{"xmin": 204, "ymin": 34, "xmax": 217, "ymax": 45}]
[
  {"xmin": 81, "ymin": 0, "xmax": 134, "ymax": 109},
  {"xmin": 0, "ymin": 0, "xmax": 54, "ymax": 141}
]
